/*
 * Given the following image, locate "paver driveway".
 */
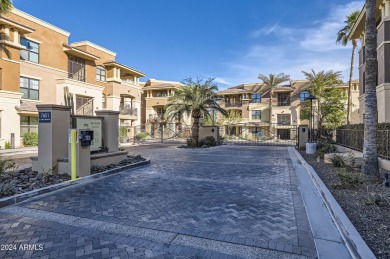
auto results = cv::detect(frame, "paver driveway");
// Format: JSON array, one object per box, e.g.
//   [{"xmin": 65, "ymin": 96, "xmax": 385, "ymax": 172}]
[{"xmin": 0, "ymin": 145, "xmax": 317, "ymax": 258}]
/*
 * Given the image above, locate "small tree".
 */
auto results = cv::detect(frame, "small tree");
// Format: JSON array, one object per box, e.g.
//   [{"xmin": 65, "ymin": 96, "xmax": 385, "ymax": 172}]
[{"xmin": 301, "ymin": 70, "xmax": 346, "ymax": 130}]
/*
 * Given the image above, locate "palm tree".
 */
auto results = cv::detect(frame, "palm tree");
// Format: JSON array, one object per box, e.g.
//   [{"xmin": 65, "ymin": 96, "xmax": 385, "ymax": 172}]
[
  {"xmin": 0, "ymin": 0, "xmax": 13, "ymax": 13},
  {"xmin": 362, "ymin": 0, "xmax": 379, "ymax": 178},
  {"xmin": 258, "ymin": 73, "xmax": 290, "ymax": 135},
  {"xmin": 302, "ymin": 70, "xmax": 343, "ymax": 131},
  {"xmin": 0, "ymin": 0, "xmax": 13, "ymax": 59},
  {"xmin": 165, "ymin": 77, "xmax": 228, "ymax": 147},
  {"xmin": 337, "ymin": 10, "xmax": 360, "ymax": 125}
]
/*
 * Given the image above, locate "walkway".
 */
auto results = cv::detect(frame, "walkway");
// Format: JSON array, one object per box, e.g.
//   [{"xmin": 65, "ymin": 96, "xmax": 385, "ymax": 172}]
[{"xmin": 0, "ymin": 145, "xmax": 320, "ymax": 258}]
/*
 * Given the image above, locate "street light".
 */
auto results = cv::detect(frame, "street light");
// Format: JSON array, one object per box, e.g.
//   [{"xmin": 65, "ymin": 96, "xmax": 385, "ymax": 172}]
[{"xmin": 306, "ymin": 94, "xmax": 317, "ymax": 142}]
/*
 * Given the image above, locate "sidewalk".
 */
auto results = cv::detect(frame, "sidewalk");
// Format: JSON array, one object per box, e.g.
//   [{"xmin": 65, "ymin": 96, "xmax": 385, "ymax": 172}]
[{"xmin": 0, "ymin": 146, "xmax": 38, "ymax": 159}]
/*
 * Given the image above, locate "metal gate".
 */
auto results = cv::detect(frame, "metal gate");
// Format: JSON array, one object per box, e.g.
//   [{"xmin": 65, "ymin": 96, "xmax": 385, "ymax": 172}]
[
  {"xmin": 132, "ymin": 122, "xmax": 191, "ymax": 144},
  {"xmin": 221, "ymin": 123, "xmax": 298, "ymax": 146}
]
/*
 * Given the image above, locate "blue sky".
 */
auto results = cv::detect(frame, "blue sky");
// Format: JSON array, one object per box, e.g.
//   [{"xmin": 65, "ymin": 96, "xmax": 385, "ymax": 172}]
[{"xmin": 15, "ymin": 0, "xmax": 364, "ymax": 89}]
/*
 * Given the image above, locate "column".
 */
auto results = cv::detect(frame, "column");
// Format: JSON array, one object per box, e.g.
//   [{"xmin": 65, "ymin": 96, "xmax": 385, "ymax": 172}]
[
  {"xmin": 113, "ymin": 67, "xmax": 117, "ymax": 79},
  {"xmin": 133, "ymin": 76, "xmax": 137, "ymax": 84},
  {"xmin": 36, "ymin": 105, "xmax": 71, "ymax": 174},
  {"xmin": 380, "ymin": 4, "xmax": 385, "ymax": 20},
  {"xmin": 117, "ymin": 68, "xmax": 121, "ymax": 79},
  {"xmin": 13, "ymin": 30, "xmax": 19, "ymax": 44},
  {"xmin": 4, "ymin": 27, "xmax": 9, "ymax": 40},
  {"xmin": 385, "ymin": 0, "xmax": 390, "ymax": 19}
]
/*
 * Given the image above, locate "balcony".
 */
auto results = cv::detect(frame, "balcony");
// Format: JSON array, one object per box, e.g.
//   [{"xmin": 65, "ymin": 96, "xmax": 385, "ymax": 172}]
[
  {"xmin": 225, "ymin": 102, "xmax": 242, "ymax": 108},
  {"xmin": 119, "ymin": 105, "xmax": 138, "ymax": 120}
]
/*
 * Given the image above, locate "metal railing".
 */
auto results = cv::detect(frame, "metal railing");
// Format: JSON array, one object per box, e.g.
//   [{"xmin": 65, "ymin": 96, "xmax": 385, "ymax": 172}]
[
  {"xmin": 76, "ymin": 99, "xmax": 93, "ymax": 115},
  {"xmin": 225, "ymin": 102, "xmax": 242, "ymax": 107},
  {"xmin": 119, "ymin": 105, "xmax": 137, "ymax": 116},
  {"xmin": 336, "ymin": 128, "xmax": 390, "ymax": 160}
]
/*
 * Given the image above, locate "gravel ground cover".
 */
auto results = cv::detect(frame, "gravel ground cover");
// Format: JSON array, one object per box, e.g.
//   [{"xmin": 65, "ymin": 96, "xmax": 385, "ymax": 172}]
[
  {"xmin": 299, "ymin": 149, "xmax": 390, "ymax": 258},
  {"xmin": 0, "ymin": 155, "xmax": 146, "ymax": 198}
]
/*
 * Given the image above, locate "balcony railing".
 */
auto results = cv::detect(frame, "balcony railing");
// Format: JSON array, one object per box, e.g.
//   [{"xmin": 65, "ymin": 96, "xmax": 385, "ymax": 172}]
[
  {"xmin": 277, "ymin": 101, "xmax": 290, "ymax": 106},
  {"xmin": 225, "ymin": 102, "xmax": 242, "ymax": 107},
  {"xmin": 119, "ymin": 105, "xmax": 137, "ymax": 116},
  {"xmin": 277, "ymin": 120, "xmax": 291, "ymax": 125}
]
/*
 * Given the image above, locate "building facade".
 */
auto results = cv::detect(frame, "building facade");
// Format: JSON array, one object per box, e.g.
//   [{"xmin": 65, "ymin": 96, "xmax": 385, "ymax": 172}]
[
  {"xmin": 139, "ymin": 79, "xmax": 191, "ymax": 138},
  {"xmin": 217, "ymin": 80, "xmax": 360, "ymax": 140},
  {"xmin": 349, "ymin": 1, "xmax": 389, "ymax": 123},
  {"xmin": 0, "ymin": 9, "xmax": 146, "ymax": 148}
]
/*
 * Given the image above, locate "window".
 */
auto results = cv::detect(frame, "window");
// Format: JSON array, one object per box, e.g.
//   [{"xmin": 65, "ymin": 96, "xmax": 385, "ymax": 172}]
[
  {"xmin": 277, "ymin": 93, "xmax": 290, "ymax": 106},
  {"xmin": 156, "ymin": 91, "xmax": 168, "ymax": 97},
  {"xmin": 251, "ymin": 93, "xmax": 261, "ymax": 103},
  {"xmin": 96, "ymin": 66, "xmax": 106, "ymax": 81},
  {"xmin": 252, "ymin": 110, "xmax": 261, "ymax": 120},
  {"xmin": 156, "ymin": 107, "xmax": 165, "ymax": 117},
  {"xmin": 20, "ymin": 116, "xmax": 38, "ymax": 136},
  {"xmin": 20, "ymin": 38, "xmax": 39, "ymax": 63},
  {"xmin": 277, "ymin": 114, "xmax": 291, "ymax": 125},
  {"xmin": 102, "ymin": 94, "xmax": 106, "ymax": 109},
  {"xmin": 251, "ymin": 127, "xmax": 262, "ymax": 134},
  {"xmin": 299, "ymin": 91, "xmax": 310, "ymax": 102},
  {"xmin": 68, "ymin": 56, "xmax": 86, "ymax": 82},
  {"xmin": 75, "ymin": 95, "xmax": 93, "ymax": 115},
  {"xmin": 20, "ymin": 77, "xmax": 39, "ymax": 100}
]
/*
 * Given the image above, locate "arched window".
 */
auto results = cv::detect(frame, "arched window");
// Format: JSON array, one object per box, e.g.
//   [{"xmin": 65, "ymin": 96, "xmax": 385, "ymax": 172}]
[
  {"xmin": 96, "ymin": 66, "xmax": 106, "ymax": 81},
  {"xmin": 300, "ymin": 91, "xmax": 310, "ymax": 102}
]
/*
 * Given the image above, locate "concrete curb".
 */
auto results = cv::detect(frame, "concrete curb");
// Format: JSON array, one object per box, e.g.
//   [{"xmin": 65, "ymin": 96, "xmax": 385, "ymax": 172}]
[
  {"xmin": 0, "ymin": 159, "xmax": 150, "ymax": 208},
  {"xmin": 290, "ymin": 147, "xmax": 375, "ymax": 259}
]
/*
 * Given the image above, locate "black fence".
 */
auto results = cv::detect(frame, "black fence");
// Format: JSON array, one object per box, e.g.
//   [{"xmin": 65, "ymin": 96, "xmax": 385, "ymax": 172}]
[{"xmin": 336, "ymin": 128, "xmax": 390, "ymax": 160}]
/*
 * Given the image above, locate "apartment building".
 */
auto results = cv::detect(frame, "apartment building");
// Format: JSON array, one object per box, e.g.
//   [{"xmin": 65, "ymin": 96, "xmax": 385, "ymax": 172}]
[
  {"xmin": 217, "ymin": 80, "xmax": 360, "ymax": 140},
  {"xmin": 349, "ymin": 1, "xmax": 390, "ymax": 123},
  {"xmin": 0, "ymin": 9, "xmax": 146, "ymax": 148},
  {"xmin": 140, "ymin": 79, "xmax": 191, "ymax": 136}
]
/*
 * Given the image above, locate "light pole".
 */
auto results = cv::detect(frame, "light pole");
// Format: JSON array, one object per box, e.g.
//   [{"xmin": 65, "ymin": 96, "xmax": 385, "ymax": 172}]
[{"xmin": 306, "ymin": 94, "xmax": 317, "ymax": 142}]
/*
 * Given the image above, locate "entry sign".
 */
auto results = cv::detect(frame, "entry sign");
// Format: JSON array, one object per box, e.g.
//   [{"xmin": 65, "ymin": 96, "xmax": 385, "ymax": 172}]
[{"xmin": 39, "ymin": 112, "xmax": 51, "ymax": 123}]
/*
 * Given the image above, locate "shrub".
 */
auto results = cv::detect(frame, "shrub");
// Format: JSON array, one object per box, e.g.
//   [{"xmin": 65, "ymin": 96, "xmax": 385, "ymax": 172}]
[
  {"xmin": 119, "ymin": 126, "xmax": 128, "ymax": 137},
  {"xmin": 203, "ymin": 136, "xmax": 216, "ymax": 146},
  {"xmin": 198, "ymin": 139, "xmax": 205, "ymax": 147},
  {"xmin": 329, "ymin": 154, "xmax": 346, "ymax": 168},
  {"xmin": 0, "ymin": 181, "xmax": 16, "ymax": 197},
  {"xmin": 334, "ymin": 168, "xmax": 363, "ymax": 188},
  {"xmin": 186, "ymin": 138, "xmax": 196, "ymax": 147},
  {"xmin": 5, "ymin": 141, "xmax": 11, "ymax": 149},
  {"xmin": 316, "ymin": 142, "xmax": 336, "ymax": 158},
  {"xmin": 0, "ymin": 160, "xmax": 18, "ymax": 176},
  {"xmin": 135, "ymin": 132, "xmax": 148, "ymax": 141},
  {"xmin": 23, "ymin": 132, "xmax": 38, "ymax": 147}
]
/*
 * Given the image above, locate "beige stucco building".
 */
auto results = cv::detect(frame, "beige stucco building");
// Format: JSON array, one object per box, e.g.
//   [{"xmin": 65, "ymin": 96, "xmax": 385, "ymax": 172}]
[
  {"xmin": 0, "ymin": 9, "xmax": 146, "ymax": 148},
  {"xmin": 217, "ymin": 80, "xmax": 360, "ymax": 140},
  {"xmin": 349, "ymin": 0, "xmax": 390, "ymax": 123}
]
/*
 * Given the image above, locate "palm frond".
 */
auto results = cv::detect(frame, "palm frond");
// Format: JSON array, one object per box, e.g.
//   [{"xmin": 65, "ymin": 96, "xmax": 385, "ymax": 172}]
[{"xmin": 0, "ymin": 0, "xmax": 13, "ymax": 13}]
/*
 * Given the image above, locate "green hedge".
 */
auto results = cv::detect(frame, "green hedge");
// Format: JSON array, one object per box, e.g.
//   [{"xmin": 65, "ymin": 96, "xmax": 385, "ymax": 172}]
[{"xmin": 23, "ymin": 132, "xmax": 38, "ymax": 147}]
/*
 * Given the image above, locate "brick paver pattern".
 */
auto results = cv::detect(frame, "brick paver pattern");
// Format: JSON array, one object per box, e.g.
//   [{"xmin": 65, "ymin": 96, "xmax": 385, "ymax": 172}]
[{"xmin": 0, "ymin": 145, "xmax": 316, "ymax": 258}]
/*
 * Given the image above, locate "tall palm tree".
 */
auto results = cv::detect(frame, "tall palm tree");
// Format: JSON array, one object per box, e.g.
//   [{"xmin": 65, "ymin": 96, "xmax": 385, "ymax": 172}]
[
  {"xmin": 0, "ymin": 0, "xmax": 13, "ymax": 59},
  {"xmin": 258, "ymin": 73, "xmax": 290, "ymax": 135},
  {"xmin": 165, "ymin": 77, "xmax": 228, "ymax": 147},
  {"xmin": 362, "ymin": 0, "xmax": 379, "ymax": 178},
  {"xmin": 0, "ymin": 0, "xmax": 13, "ymax": 13},
  {"xmin": 337, "ymin": 10, "xmax": 360, "ymax": 125}
]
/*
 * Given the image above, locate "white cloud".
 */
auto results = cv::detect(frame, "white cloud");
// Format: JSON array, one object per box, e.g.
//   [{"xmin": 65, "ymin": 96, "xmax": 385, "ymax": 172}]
[{"xmin": 215, "ymin": 1, "xmax": 364, "ymax": 89}]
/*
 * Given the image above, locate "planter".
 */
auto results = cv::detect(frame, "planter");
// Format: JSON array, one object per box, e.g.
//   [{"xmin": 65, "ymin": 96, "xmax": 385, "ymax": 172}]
[{"xmin": 306, "ymin": 142, "xmax": 317, "ymax": 154}]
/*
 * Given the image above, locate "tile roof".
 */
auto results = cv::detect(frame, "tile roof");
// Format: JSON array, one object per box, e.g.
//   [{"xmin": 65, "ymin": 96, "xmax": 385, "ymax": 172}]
[{"xmin": 15, "ymin": 101, "xmax": 38, "ymax": 113}]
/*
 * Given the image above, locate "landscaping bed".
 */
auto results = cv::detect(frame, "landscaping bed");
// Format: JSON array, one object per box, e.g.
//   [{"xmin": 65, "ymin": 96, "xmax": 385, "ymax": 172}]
[
  {"xmin": 298, "ymin": 149, "xmax": 390, "ymax": 258},
  {"xmin": 0, "ymin": 155, "xmax": 146, "ymax": 198}
]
